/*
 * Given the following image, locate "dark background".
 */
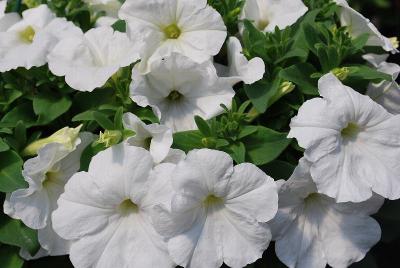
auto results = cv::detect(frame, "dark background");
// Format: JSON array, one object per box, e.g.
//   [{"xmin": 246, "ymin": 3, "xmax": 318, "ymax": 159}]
[{"xmin": 24, "ymin": 0, "xmax": 400, "ymax": 267}]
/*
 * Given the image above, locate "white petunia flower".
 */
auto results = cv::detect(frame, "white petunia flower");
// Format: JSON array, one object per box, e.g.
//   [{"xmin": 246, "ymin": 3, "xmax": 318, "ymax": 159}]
[
  {"xmin": 4, "ymin": 132, "xmax": 93, "ymax": 257},
  {"xmin": 240, "ymin": 0, "xmax": 308, "ymax": 33},
  {"xmin": 119, "ymin": 0, "xmax": 227, "ymax": 73},
  {"xmin": 270, "ymin": 158, "xmax": 383, "ymax": 268},
  {"xmin": 289, "ymin": 73, "xmax": 400, "ymax": 202},
  {"xmin": 48, "ymin": 26, "xmax": 139, "ymax": 92},
  {"xmin": 0, "ymin": 0, "xmax": 20, "ymax": 31},
  {"xmin": 122, "ymin": 112, "xmax": 173, "ymax": 163},
  {"xmin": 52, "ymin": 144, "xmax": 175, "ymax": 268},
  {"xmin": 334, "ymin": 0, "xmax": 397, "ymax": 53},
  {"xmin": 152, "ymin": 149, "xmax": 278, "ymax": 268},
  {"xmin": 0, "ymin": 4, "xmax": 82, "ymax": 72},
  {"xmin": 215, "ymin": 36, "xmax": 265, "ymax": 85},
  {"xmin": 364, "ymin": 53, "xmax": 400, "ymax": 114},
  {"xmin": 130, "ymin": 53, "xmax": 235, "ymax": 132}
]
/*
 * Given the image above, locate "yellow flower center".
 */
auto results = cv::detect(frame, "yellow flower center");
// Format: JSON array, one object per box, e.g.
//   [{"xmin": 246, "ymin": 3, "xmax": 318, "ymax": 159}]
[
  {"xmin": 203, "ymin": 194, "xmax": 223, "ymax": 207},
  {"xmin": 164, "ymin": 24, "xmax": 181, "ymax": 39},
  {"xmin": 43, "ymin": 171, "xmax": 59, "ymax": 187},
  {"xmin": 118, "ymin": 199, "xmax": 139, "ymax": 216},
  {"xmin": 257, "ymin": 19, "xmax": 269, "ymax": 30},
  {"xmin": 19, "ymin": 26, "xmax": 36, "ymax": 43},
  {"xmin": 341, "ymin": 122, "xmax": 360, "ymax": 138}
]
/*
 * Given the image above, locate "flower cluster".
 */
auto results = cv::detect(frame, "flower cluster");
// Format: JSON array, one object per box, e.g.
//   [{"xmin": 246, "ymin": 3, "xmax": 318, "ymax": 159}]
[{"xmin": 0, "ymin": 0, "xmax": 399, "ymax": 267}]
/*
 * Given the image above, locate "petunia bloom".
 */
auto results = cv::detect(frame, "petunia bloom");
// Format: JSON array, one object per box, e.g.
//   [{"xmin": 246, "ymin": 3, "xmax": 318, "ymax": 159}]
[
  {"xmin": 240, "ymin": 0, "xmax": 308, "ymax": 32},
  {"xmin": 289, "ymin": 73, "xmax": 400, "ymax": 202},
  {"xmin": 334, "ymin": 0, "xmax": 397, "ymax": 53},
  {"xmin": 122, "ymin": 112, "xmax": 173, "ymax": 163},
  {"xmin": 215, "ymin": 36, "xmax": 265, "ymax": 85},
  {"xmin": 364, "ymin": 53, "xmax": 400, "ymax": 114},
  {"xmin": 0, "ymin": 4, "xmax": 82, "ymax": 72},
  {"xmin": 48, "ymin": 26, "xmax": 140, "ymax": 92},
  {"xmin": 152, "ymin": 149, "xmax": 278, "ymax": 268},
  {"xmin": 0, "ymin": 0, "xmax": 20, "ymax": 31},
  {"xmin": 130, "ymin": 53, "xmax": 235, "ymax": 132},
  {"xmin": 119, "ymin": 0, "xmax": 227, "ymax": 73},
  {"xmin": 4, "ymin": 132, "xmax": 93, "ymax": 257},
  {"xmin": 270, "ymin": 158, "xmax": 383, "ymax": 268},
  {"xmin": 52, "ymin": 144, "xmax": 175, "ymax": 268}
]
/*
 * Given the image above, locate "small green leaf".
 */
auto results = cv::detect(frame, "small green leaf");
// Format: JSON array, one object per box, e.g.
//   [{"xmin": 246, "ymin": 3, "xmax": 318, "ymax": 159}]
[
  {"xmin": 244, "ymin": 78, "xmax": 281, "ymax": 113},
  {"xmin": 173, "ymin": 131, "xmax": 204, "ymax": 152},
  {"xmin": 0, "ymin": 150, "xmax": 27, "ymax": 192},
  {"xmin": 114, "ymin": 107, "xmax": 124, "ymax": 130},
  {"xmin": 227, "ymin": 142, "xmax": 246, "ymax": 163},
  {"xmin": 0, "ymin": 103, "xmax": 37, "ymax": 128},
  {"xmin": 194, "ymin": 116, "xmax": 211, "ymax": 137},
  {"xmin": 0, "ymin": 138, "xmax": 10, "ymax": 152},
  {"xmin": 238, "ymin": 126, "xmax": 258, "ymax": 140},
  {"xmin": 112, "ymin": 19, "xmax": 126, "ymax": 32},
  {"xmin": 33, "ymin": 92, "xmax": 72, "ymax": 125},
  {"xmin": 243, "ymin": 127, "xmax": 291, "ymax": 165},
  {"xmin": 0, "ymin": 215, "xmax": 40, "ymax": 256},
  {"xmin": 93, "ymin": 112, "xmax": 115, "ymax": 130}
]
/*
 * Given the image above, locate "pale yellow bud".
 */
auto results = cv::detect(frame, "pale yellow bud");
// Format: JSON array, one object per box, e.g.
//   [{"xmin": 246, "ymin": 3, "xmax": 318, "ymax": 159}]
[
  {"xmin": 96, "ymin": 130, "xmax": 122, "ymax": 148},
  {"xmin": 389, "ymin": 37, "xmax": 399, "ymax": 49},
  {"xmin": 279, "ymin": 81, "xmax": 296, "ymax": 95},
  {"xmin": 332, "ymin": 67, "xmax": 350, "ymax": 81},
  {"xmin": 22, "ymin": 125, "xmax": 82, "ymax": 156}
]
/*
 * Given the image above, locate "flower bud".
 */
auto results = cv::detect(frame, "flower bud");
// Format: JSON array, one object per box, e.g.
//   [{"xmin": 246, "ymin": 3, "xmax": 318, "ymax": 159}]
[
  {"xmin": 96, "ymin": 130, "xmax": 122, "ymax": 148},
  {"xmin": 389, "ymin": 37, "xmax": 399, "ymax": 49},
  {"xmin": 331, "ymin": 67, "xmax": 350, "ymax": 81},
  {"xmin": 279, "ymin": 81, "xmax": 296, "ymax": 95},
  {"xmin": 22, "ymin": 125, "xmax": 82, "ymax": 156}
]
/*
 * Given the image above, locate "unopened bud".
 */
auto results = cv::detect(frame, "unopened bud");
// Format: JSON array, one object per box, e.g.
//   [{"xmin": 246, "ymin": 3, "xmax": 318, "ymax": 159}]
[
  {"xmin": 97, "ymin": 130, "xmax": 122, "ymax": 148},
  {"xmin": 389, "ymin": 37, "xmax": 399, "ymax": 49},
  {"xmin": 22, "ymin": 125, "xmax": 82, "ymax": 156},
  {"xmin": 279, "ymin": 81, "xmax": 296, "ymax": 95},
  {"xmin": 332, "ymin": 67, "xmax": 350, "ymax": 81}
]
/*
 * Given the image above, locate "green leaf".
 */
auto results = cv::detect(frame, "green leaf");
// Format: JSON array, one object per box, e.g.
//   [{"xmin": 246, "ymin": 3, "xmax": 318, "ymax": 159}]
[
  {"xmin": 0, "ymin": 150, "xmax": 27, "ymax": 192},
  {"xmin": 227, "ymin": 142, "xmax": 246, "ymax": 163},
  {"xmin": 347, "ymin": 65, "xmax": 392, "ymax": 83},
  {"xmin": 280, "ymin": 63, "xmax": 319, "ymax": 95},
  {"xmin": 112, "ymin": 19, "xmax": 126, "ymax": 32},
  {"xmin": 173, "ymin": 131, "xmax": 204, "ymax": 152},
  {"xmin": 237, "ymin": 126, "xmax": 258, "ymax": 140},
  {"xmin": 244, "ymin": 78, "xmax": 281, "ymax": 113},
  {"xmin": 262, "ymin": 160, "xmax": 296, "ymax": 180},
  {"xmin": 0, "ymin": 138, "xmax": 10, "ymax": 152},
  {"xmin": 194, "ymin": 116, "xmax": 211, "ymax": 137},
  {"xmin": 0, "ymin": 103, "xmax": 37, "ymax": 128},
  {"xmin": 93, "ymin": 111, "xmax": 114, "ymax": 130},
  {"xmin": 0, "ymin": 245, "xmax": 24, "ymax": 268},
  {"xmin": 33, "ymin": 92, "xmax": 72, "ymax": 125},
  {"xmin": 0, "ymin": 215, "xmax": 40, "ymax": 256},
  {"xmin": 72, "ymin": 110, "xmax": 96, "ymax": 122},
  {"xmin": 114, "ymin": 107, "xmax": 124, "ymax": 130},
  {"xmin": 243, "ymin": 127, "xmax": 291, "ymax": 165}
]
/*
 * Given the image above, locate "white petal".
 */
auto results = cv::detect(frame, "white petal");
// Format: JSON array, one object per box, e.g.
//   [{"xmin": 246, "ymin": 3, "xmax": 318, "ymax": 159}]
[
  {"xmin": 173, "ymin": 149, "xmax": 233, "ymax": 198},
  {"xmin": 320, "ymin": 206, "xmax": 381, "ymax": 267},
  {"xmin": 224, "ymin": 163, "xmax": 278, "ymax": 222},
  {"xmin": 220, "ymin": 210, "xmax": 271, "ymax": 268}
]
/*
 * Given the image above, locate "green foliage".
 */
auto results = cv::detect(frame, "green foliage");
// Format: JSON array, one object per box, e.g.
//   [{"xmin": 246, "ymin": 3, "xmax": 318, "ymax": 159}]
[
  {"xmin": 0, "ymin": 214, "xmax": 40, "ymax": 256},
  {"xmin": 208, "ymin": 0, "xmax": 245, "ymax": 35},
  {"xmin": 0, "ymin": 245, "xmax": 24, "ymax": 268}
]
